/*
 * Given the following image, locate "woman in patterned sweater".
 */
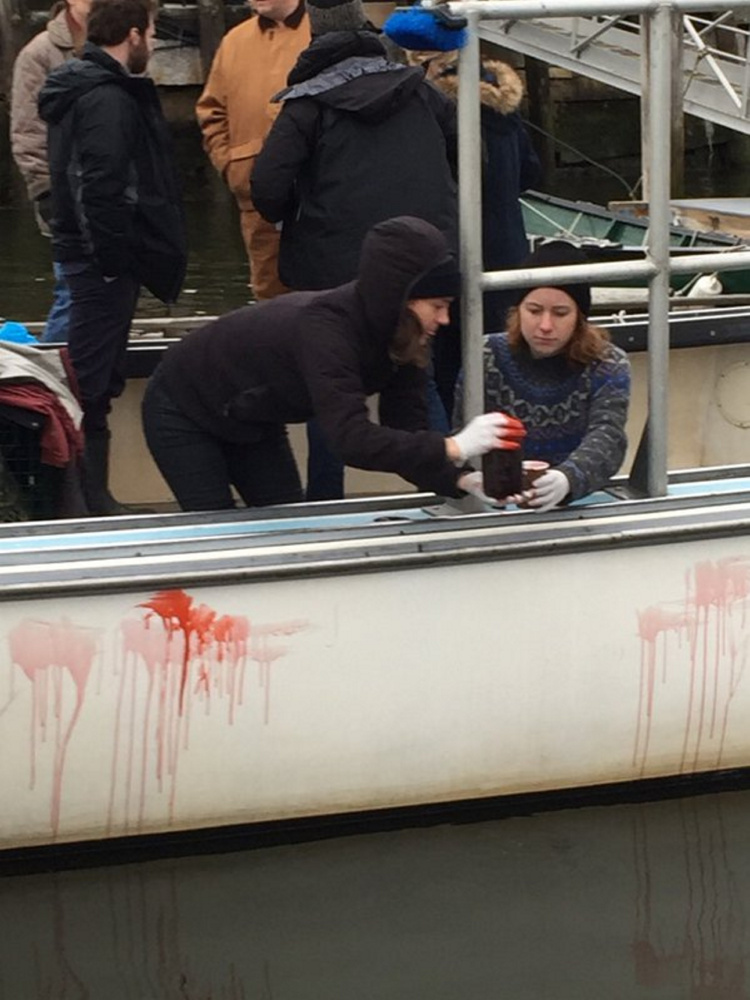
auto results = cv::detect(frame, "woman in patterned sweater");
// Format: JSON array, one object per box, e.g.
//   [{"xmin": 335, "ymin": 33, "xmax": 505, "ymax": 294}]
[{"xmin": 455, "ymin": 241, "xmax": 631, "ymax": 511}]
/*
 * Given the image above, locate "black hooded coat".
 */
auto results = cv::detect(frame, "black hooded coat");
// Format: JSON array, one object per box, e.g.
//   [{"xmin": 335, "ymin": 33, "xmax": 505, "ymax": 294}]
[
  {"xmin": 250, "ymin": 31, "xmax": 458, "ymax": 290},
  {"xmin": 156, "ymin": 216, "xmax": 467, "ymax": 497},
  {"xmin": 427, "ymin": 56, "xmax": 540, "ymax": 332},
  {"xmin": 38, "ymin": 43, "xmax": 187, "ymax": 303}
]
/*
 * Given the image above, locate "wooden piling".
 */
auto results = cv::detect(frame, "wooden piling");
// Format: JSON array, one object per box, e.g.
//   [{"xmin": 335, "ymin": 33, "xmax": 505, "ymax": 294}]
[
  {"xmin": 0, "ymin": 0, "xmax": 30, "ymax": 92},
  {"xmin": 524, "ymin": 57, "xmax": 556, "ymax": 189},
  {"xmin": 0, "ymin": 0, "xmax": 31, "ymax": 205},
  {"xmin": 197, "ymin": 0, "xmax": 225, "ymax": 76}
]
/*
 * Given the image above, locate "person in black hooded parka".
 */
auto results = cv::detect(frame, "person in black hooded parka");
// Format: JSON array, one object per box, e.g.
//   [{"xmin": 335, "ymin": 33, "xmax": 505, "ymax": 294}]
[
  {"xmin": 141, "ymin": 216, "xmax": 522, "ymax": 512},
  {"xmin": 250, "ymin": 24, "xmax": 458, "ymax": 291}
]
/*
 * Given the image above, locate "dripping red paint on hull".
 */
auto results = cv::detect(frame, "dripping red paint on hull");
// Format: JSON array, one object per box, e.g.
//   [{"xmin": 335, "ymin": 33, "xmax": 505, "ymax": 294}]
[
  {"xmin": 8, "ymin": 588, "xmax": 308, "ymax": 840},
  {"xmin": 635, "ymin": 558, "xmax": 750, "ymax": 777}
]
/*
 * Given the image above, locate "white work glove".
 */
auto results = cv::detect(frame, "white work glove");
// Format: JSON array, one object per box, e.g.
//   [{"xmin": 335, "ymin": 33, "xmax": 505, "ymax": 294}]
[
  {"xmin": 457, "ymin": 470, "xmax": 494, "ymax": 504},
  {"xmin": 525, "ymin": 469, "xmax": 570, "ymax": 512},
  {"xmin": 450, "ymin": 412, "xmax": 526, "ymax": 462}
]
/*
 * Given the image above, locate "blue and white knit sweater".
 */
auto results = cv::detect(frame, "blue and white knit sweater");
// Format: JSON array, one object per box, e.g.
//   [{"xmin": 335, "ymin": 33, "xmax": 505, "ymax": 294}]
[{"xmin": 454, "ymin": 333, "xmax": 631, "ymax": 501}]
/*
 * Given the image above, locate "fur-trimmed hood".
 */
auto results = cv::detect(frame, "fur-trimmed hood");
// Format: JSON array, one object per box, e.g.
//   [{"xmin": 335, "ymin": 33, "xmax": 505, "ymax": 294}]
[{"xmin": 411, "ymin": 53, "xmax": 525, "ymax": 115}]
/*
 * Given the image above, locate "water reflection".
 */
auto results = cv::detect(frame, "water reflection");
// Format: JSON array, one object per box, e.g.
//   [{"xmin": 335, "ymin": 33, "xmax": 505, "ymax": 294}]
[
  {"xmin": 2, "ymin": 789, "xmax": 750, "ymax": 998},
  {"xmin": 632, "ymin": 796, "xmax": 747, "ymax": 998},
  {"xmin": 0, "ymin": 198, "xmax": 252, "ymax": 324}
]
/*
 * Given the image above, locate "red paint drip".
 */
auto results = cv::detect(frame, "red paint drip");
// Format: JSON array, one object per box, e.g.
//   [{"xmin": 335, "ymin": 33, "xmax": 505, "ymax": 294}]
[
  {"xmin": 634, "ymin": 558, "xmax": 750, "ymax": 777},
  {"xmin": 107, "ymin": 589, "xmax": 308, "ymax": 833},
  {"xmin": 7, "ymin": 589, "xmax": 309, "ymax": 840},
  {"xmin": 8, "ymin": 618, "xmax": 98, "ymax": 837}
]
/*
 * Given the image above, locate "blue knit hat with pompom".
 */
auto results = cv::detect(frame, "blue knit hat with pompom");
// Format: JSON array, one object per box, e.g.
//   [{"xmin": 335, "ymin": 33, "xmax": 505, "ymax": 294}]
[{"xmin": 383, "ymin": 4, "xmax": 468, "ymax": 52}]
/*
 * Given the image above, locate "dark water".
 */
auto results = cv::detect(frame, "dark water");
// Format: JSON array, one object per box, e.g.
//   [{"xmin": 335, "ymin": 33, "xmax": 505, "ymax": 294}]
[
  {"xmin": 1, "ymin": 788, "xmax": 749, "ymax": 998},
  {"xmin": 3, "ymin": 162, "xmax": 750, "ymax": 327},
  {"xmin": 0, "ymin": 195, "xmax": 252, "ymax": 325},
  {"xmin": 0, "ymin": 152, "xmax": 747, "ymax": 322}
]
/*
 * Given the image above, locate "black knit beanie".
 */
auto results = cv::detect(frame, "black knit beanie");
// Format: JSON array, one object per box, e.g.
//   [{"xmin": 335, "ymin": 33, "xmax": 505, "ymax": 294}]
[
  {"xmin": 515, "ymin": 240, "xmax": 591, "ymax": 317},
  {"xmin": 306, "ymin": 0, "xmax": 368, "ymax": 35},
  {"xmin": 409, "ymin": 257, "xmax": 462, "ymax": 299}
]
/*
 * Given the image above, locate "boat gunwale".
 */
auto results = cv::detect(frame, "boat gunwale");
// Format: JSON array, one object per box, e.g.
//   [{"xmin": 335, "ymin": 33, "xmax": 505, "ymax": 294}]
[{"xmin": 3, "ymin": 484, "xmax": 750, "ymax": 600}]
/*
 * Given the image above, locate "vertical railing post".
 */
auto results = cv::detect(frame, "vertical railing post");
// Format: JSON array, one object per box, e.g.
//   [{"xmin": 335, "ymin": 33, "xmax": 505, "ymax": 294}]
[
  {"xmin": 639, "ymin": 12, "xmax": 651, "ymax": 200},
  {"xmin": 742, "ymin": 23, "xmax": 750, "ymax": 116},
  {"xmin": 457, "ymin": 10, "xmax": 484, "ymax": 424},
  {"xmin": 645, "ymin": 1, "xmax": 672, "ymax": 497},
  {"xmin": 670, "ymin": 10, "xmax": 685, "ymax": 196}
]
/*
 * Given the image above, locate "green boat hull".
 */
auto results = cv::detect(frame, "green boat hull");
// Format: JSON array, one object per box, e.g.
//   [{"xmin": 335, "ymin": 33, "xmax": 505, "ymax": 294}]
[{"xmin": 521, "ymin": 191, "xmax": 750, "ymax": 293}]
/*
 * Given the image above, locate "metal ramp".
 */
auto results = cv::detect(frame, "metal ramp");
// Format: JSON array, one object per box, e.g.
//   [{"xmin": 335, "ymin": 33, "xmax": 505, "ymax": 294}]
[{"xmin": 477, "ymin": 11, "xmax": 750, "ymax": 134}]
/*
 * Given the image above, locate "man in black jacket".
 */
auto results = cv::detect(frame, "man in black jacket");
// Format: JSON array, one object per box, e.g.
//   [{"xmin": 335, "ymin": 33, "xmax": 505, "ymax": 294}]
[
  {"xmin": 251, "ymin": 0, "xmax": 458, "ymax": 502},
  {"xmin": 39, "ymin": 0, "xmax": 187, "ymax": 515}
]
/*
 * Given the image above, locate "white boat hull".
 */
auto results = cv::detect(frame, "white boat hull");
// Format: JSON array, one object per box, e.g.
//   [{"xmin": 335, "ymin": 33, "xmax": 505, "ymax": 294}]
[{"xmin": 3, "ymin": 486, "xmax": 750, "ymax": 851}]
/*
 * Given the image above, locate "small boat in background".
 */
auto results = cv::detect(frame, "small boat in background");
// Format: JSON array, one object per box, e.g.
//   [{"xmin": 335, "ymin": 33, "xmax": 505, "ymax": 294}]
[
  {"xmin": 521, "ymin": 190, "xmax": 750, "ymax": 298},
  {"xmin": 613, "ymin": 197, "xmax": 750, "ymax": 243}
]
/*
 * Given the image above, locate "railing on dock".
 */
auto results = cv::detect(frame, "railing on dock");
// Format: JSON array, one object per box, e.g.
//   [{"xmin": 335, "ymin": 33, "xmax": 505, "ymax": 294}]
[{"xmin": 449, "ymin": 0, "xmax": 750, "ymax": 499}]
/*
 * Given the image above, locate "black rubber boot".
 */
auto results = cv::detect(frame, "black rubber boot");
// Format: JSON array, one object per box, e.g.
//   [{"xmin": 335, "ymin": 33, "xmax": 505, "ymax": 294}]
[{"xmin": 83, "ymin": 431, "xmax": 154, "ymax": 516}]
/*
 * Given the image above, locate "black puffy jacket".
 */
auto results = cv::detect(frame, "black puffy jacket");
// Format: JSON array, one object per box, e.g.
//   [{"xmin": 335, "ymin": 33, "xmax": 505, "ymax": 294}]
[
  {"xmin": 38, "ymin": 44, "xmax": 187, "ymax": 303},
  {"xmin": 251, "ymin": 31, "xmax": 457, "ymax": 290},
  {"xmin": 157, "ymin": 216, "xmax": 467, "ymax": 497}
]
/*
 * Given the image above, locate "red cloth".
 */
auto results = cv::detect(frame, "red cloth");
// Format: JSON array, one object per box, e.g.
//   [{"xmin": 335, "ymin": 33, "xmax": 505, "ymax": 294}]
[{"xmin": 0, "ymin": 384, "xmax": 84, "ymax": 467}]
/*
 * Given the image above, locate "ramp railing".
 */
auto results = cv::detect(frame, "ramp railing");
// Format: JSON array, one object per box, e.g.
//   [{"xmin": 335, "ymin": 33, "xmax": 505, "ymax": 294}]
[{"xmin": 474, "ymin": 5, "xmax": 750, "ymax": 133}]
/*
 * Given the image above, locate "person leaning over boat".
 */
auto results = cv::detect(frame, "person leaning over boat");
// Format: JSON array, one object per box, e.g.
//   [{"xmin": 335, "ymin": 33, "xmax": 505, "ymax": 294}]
[
  {"xmin": 142, "ymin": 216, "xmax": 524, "ymax": 512},
  {"xmin": 454, "ymin": 240, "xmax": 631, "ymax": 512},
  {"xmin": 10, "ymin": 0, "xmax": 92, "ymax": 343},
  {"xmin": 38, "ymin": 0, "xmax": 187, "ymax": 516}
]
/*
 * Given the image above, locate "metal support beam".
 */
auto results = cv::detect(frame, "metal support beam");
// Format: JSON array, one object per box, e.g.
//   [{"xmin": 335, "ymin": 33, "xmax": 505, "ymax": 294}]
[
  {"xmin": 481, "ymin": 250, "xmax": 750, "ymax": 291},
  {"xmin": 457, "ymin": 11, "xmax": 484, "ymax": 425},
  {"xmin": 447, "ymin": 0, "xmax": 744, "ymax": 19},
  {"xmin": 645, "ymin": 2, "xmax": 673, "ymax": 497}
]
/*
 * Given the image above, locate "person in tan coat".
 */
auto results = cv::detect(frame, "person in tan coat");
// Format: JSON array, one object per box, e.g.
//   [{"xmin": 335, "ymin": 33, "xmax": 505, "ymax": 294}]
[
  {"xmin": 195, "ymin": 0, "xmax": 311, "ymax": 300},
  {"xmin": 10, "ymin": 0, "xmax": 91, "ymax": 342}
]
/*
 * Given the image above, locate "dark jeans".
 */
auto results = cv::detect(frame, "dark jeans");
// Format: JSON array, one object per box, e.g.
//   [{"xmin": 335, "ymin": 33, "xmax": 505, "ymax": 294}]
[
  {"xmin": 40, "ymin": 261, "xmax": 72, "ymax": 343},
  {"xmin": 426, "ymin": 362, "xmax": 450, "ymax": 433},
  {"xmin": 142, "ymin": 370, "xmax": 303, "ymax": 511},
  {"xmin": 305, "ymin": 417, "xmax": 344, "ymax": 502},
  {"xmin": 433, "ymin": 319, "xmax": 462, "ymax": 426},
  {"xmin": 61, "ymin": 260, "xmax": 140, "ymax": 434}
]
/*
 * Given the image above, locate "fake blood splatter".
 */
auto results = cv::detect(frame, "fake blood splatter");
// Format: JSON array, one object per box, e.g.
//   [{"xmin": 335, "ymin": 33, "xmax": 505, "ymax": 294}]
[
  {"xmin": 109, "ymin": 589, "xmax": 307, "ymax": 832},
  {"xmin": 7, "ymin": 589, "xmax": 308, "ymax": 839},
  {"xmin": 8, "ymin": 618, "xmax": 99, "ymax": 837},
  {"xmin": 634, "ymin": 558, "xmax": 750, "ymax": 775}
]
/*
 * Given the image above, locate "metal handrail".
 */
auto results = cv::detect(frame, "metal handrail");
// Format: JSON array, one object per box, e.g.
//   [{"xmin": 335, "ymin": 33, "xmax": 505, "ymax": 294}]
[
  {"xmin": 481, "ymin": 250, "xmax": 750, "ymax": 293},
  {"xmin": 466, "ymin": 4, "xmax": 750, "ymax": 119},
  {"xmin": 449, "ymin": 0, "xmax": 746, "ymax": 499},
  {"xmin": 569, "ymin": 15, "xmax": 626, "ymax": 56}
]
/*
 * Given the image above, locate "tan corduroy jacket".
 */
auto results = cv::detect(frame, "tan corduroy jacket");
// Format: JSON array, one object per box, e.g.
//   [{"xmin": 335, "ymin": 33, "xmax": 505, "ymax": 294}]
[{"xmin": 195, "ymin": 12, "xmax": 311, "ymax": 208}]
